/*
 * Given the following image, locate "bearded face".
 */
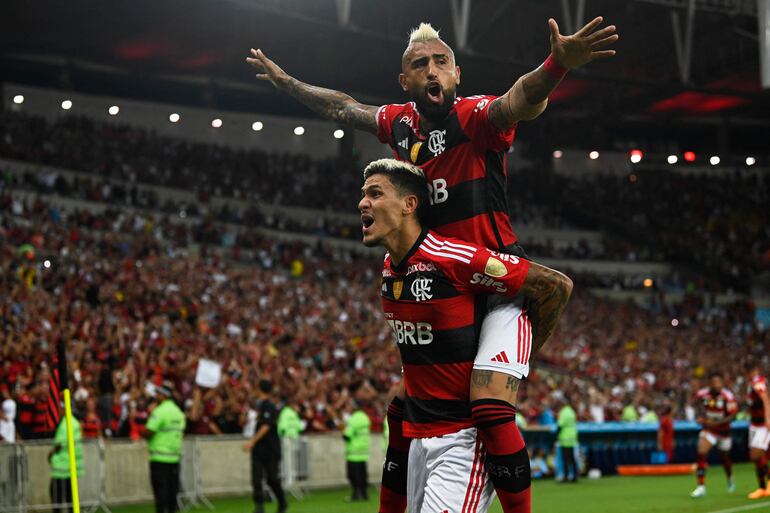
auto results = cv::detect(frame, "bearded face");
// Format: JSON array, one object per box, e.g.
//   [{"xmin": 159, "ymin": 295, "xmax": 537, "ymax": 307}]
[{"xmin": 400, "ymin": 39, "xmax": 460, "ymax": 124}]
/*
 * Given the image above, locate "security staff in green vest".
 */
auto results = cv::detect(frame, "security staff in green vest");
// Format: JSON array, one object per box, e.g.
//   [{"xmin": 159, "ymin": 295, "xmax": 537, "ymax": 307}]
[
  {"xmin": 49, "ymin": 411, "xmax": 84, "ymax": 513},
  {"xmin": 277, "ymin": 400, "xmax": 303, "ymax": 439},
  {"xmin": 142, "ymin": 382, "xmax": 186, "ymax": 513},
  {"xmin": 556, "ymin": 393, "xmax": 579, "ymax": 483},
  {"xmin": 343, "ymin": 400, "xmax": 371, "ymax": 501}
]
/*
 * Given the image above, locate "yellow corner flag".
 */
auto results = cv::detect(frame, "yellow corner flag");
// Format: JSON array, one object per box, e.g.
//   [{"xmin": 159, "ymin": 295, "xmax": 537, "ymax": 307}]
[
  {"xmin": 54, "ymin": 337, "xmax": 80, "ymax": 513},
  {"xmin": 63, "ymin": 388, "xmax": 80, "ymax": 513}
]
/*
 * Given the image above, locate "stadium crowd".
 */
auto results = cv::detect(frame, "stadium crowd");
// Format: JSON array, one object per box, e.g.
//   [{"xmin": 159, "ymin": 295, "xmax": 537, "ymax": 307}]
[
  {"xmin": 2, "ymin": 108, "xmax": 767, "ymax": 293},
  {"xmin": 509, "ymin": 165, "xmax": 770, "ymax": 293},
  {"xmin": 5, "ymin": 161, "xmax": 635, "ymax": 264},
  {"xmin": 1, "ymin": 184, "xmax": 767, "ymax": 441}
]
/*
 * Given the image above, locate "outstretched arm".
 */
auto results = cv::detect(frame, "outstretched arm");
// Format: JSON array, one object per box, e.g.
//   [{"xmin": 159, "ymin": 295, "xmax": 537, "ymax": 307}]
[
  {"xmin": 517, "ymin": 261, "xmax": 573, "ymax": 356},
  {"xmin": 246, "ymin": 49, "xmax": 379, "ymax": 134},
  {"xmin": 488, "ymin": 16, "xmax": 619, "ymax": 129}
]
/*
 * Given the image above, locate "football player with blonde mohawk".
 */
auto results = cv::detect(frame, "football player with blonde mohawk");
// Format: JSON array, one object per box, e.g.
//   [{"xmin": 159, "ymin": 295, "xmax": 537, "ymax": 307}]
[{"xmin": 248, "ymin": 16, "xmax": 617, "ymax": 513}]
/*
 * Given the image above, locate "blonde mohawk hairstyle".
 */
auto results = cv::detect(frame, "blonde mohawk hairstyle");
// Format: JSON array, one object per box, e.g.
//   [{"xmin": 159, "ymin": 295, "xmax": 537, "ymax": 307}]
[
  {"xmin": 403, "ymin": 22, "xmax": 454, "ymax": 67},
  {"xmin": 408, "ymin": 22, "xmax": 441, "ymax": 44}
]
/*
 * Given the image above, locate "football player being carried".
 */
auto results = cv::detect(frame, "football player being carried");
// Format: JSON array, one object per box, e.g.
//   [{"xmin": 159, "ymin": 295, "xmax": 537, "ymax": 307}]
[
  {"xmin": 359, "ymin": 158, "xmax": 572, "ymax": 513},
  {"xmin": 248, "ymin": 15, "xmax": 615, "ymax": 513},
  {"xmin": 746, "ymin": 364, "xmax": 770, "ymax": 499},
  {"xmin": 690, "ymin": 372, "xmax": 738, "ymax": 498}
]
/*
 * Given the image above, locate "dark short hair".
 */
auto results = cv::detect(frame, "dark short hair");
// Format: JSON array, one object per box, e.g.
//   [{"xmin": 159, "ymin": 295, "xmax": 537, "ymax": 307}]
[
  {"xmin": 258, "ymin": 379, "xmax": 273, "ymax": 394},
  {"xmin": 709, "ymin": 371, "xmax": 723, "ymax": 380},
  {"xmin": 363, "ymin": 158, "xmax": 430, "ymax": 224}
]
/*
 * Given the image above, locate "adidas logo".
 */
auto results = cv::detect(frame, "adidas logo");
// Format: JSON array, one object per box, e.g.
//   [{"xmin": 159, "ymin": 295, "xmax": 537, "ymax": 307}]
[
  {"xmin": 398, "ymin": 138, "xmax": 409, "ymax": 149},
  {"xmin": 491, "ymin": 351, "xmax": 510, "ymax": 363}
]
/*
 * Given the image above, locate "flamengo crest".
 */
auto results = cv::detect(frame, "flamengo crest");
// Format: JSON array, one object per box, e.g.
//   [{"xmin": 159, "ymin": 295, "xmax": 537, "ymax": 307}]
[
  {"xmin": 410, "ymin": 277, "xmax": 433, "ymax": 302},
  {"xmin": 427, "ymin": 130, "xmax": 446, "ymax": 157}
]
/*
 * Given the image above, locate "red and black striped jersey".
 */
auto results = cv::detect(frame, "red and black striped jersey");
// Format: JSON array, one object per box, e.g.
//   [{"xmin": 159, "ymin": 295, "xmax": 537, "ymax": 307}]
[
  {"xmin": 376, "ymin": 96, "xmax": 517, "ymax": 251},
  {"xmin": 748, "ymin": 375, "xmax": 768, "ymax": 426},
  {"xmin": 694, "ymin": 387, "xmax": 738, "ymax": 436},
  {"xmin": 82, "ymin": 413, "xmax": 102, "ymax": 439},
  {"xmin": 381, "ymin": 229, "xmax": 530, "ymax": 438}
]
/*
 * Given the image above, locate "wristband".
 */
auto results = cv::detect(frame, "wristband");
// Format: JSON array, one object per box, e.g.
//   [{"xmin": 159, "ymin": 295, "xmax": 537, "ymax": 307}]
[{"xmin": 543, "ymin": 53, "xmax": 568, "ymax": 79}]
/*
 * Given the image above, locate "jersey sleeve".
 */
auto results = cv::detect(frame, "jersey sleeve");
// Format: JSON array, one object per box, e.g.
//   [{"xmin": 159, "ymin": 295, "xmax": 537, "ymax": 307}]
[
  {"xmin": 455, "ymin": 96, "xmax": 516, "ymax": 152},
  {"xmin": 754, "ymin": 379, "xmax": 767, "ymax": 395},
  {"xmin": 444, "ymin": 243, "xmax": 531, "ymax": 297},
  {"xmin": 376, "ymin": 104, "xmax": 397, "ymax": 146}
]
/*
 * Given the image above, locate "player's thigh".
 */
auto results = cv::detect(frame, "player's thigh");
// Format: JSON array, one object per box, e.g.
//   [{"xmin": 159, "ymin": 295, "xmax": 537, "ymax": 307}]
[
  {"xmin": 407, "ymin": 439, "xmax": 428, "ymax": 513},
  {"xmin": 749, "ymin": 425, "xmax": 770, "ymax": 452},
  {"xmin": 698, "ymin": 430, "xmax": 716, "ymax": 454},
  {"xmin": 475, "ymin": 296, "xmax": 531, "ymax": 381},
  {"xmin": 420, "ymin": 429, "xmax": 495, "ymax": 513}
]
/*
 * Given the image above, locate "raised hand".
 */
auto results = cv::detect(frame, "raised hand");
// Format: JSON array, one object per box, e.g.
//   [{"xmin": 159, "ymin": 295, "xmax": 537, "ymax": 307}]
[
  {"xmin": 549, "ymin": 16, "xmax": 618, "ymax": 70},
  {"xmin": 246, "ymin": 48, "xmax": 289, "ymax": 88}
]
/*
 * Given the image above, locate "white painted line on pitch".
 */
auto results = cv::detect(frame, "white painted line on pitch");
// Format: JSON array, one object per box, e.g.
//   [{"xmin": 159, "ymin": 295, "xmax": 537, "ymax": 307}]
[{"xmin": 706, "ymin": 501, "xmax": 770, "ymax": 513}]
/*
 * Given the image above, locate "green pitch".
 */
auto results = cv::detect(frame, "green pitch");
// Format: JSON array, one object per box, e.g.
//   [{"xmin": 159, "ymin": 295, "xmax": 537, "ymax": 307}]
[{"xmin": 112, "ymin": 463, "xmax": 770, "ymax": 513}]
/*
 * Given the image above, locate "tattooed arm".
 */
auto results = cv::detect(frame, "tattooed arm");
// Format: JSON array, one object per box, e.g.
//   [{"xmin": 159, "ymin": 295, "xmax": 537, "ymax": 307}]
[
  {"xmin": 518, "ymin": 261, "xmax": 573, "ymax": 356},
  {"xmin": 488, "ymin": 17, "xmax": 618, "ymax": 129},
  {"xmin": 246, "ymin": 48, "xmax": 378, "ymax": 134}
]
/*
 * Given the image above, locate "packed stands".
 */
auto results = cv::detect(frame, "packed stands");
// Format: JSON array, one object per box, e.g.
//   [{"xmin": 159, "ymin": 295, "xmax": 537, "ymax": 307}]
[{"xmin": 1, "ymin": 186, "xmax": 765, "ymax": 439}]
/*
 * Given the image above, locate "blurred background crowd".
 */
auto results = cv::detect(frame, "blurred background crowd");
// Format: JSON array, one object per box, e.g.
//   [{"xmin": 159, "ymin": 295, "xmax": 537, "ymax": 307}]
[{"xmin": 1, "ymin": 108, "xmax": 767, "ymax": 441}]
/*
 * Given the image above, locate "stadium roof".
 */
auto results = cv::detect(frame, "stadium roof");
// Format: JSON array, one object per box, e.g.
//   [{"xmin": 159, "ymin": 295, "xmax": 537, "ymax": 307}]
[{"xmin": 2, "ymin": 0, "xmax": 768, "ymax": 127}]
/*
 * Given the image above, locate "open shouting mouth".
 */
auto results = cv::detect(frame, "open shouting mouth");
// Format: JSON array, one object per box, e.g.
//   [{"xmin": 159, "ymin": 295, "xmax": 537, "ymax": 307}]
[
  {"xmin": 361, "ymin": 213, "xmax": 375, "ymax": 235},
  {"xmin": 426, "ymin": 81, "xmax": 444, "ymax": 105}
]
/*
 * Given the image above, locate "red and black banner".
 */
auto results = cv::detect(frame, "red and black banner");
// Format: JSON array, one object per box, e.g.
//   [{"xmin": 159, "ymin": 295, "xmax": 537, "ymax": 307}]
[{"xmin": 46, "ymin": 337, "xmax": 69, "ymax": 431}]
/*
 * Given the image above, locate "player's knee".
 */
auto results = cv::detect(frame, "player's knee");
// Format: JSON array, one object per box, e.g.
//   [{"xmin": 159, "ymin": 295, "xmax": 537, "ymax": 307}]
[
  {"xmin": 485, "ymin": 449, "xmax": 531, "ymax": 493},
  {"xmin": 469, "ymin": 371, "xmax": 520, "ymax": 404},
  {"xmin": 470, "ymin": 398, "xmax": 517, "ymax": 427},
  {"xmin": 471, "ymin": 399, "xmax": 525, "ymax": 455}
]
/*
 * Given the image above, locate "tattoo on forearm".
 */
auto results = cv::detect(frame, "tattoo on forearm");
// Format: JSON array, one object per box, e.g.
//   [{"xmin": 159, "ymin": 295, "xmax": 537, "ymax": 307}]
[
  {"xmin": 489, "ymin": 67, "xmax": 556, "ymax": 128},
  {"xmin": 284, "ymin": 78, "xmax": 378, "ymax": 133},
  {"xmin": 471, "ymin": 370, "xmax": 493, "ymax": 388},
  {"xmin": 523, "ymin": 266, "xmax": 573, "ymax": 356},
  {"xmin": 521, "ymin": 66, "xmax": 564, "ymax": 106}
]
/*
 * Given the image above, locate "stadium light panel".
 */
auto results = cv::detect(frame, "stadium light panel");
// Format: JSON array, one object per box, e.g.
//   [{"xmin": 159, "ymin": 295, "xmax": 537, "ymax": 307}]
[
  {"xmin": 333, "ymin": 129, "xmax": 345, "ymax": 139},
  {"xmin": 746, "ymin": 157, "xmax": 756, "ymax": 166},
  {"xmin": 211, "ymin": 118, "xmax": 223, "ymax": 128},
  {"xmin": 61, "ymin": 100, "xmax": 73, "ymax": 110},
  {"xmin": 552, "ymin": 150, "xmax": 563, "ymax": 159},
  {"xmin": 667, "ymin": 155, "xmax": 678, "ymax": 164},
  {"xmin": 589, "ymin": 151, "xmax": 599, "ymax": 160},
  {"xmin": 169, "ymin": 113, "xmax": 180, "ymax": 123},
  {"xmin": 108, "ymin": 105, "xmax": 120, "ymax": 116},
  {"xmin": 13, "ymin": 95, "xmax": 24, "ymax": 104},
  {"xmin": 683, "ymin": 151, "xmax": 696, "ymax": 162},
  {"xmin": 252, "ymin": 121, "xmax": 263, "ymax": 131},
  {"xmin": 294, "ymin": 126, "xmax": 305, "ymax": 136},
  {"xmin": 709, "ymin": 156, "xmax": 720, "ymax": 166}
]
